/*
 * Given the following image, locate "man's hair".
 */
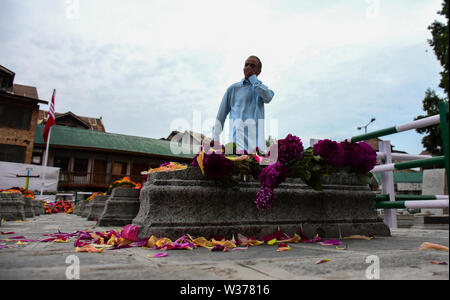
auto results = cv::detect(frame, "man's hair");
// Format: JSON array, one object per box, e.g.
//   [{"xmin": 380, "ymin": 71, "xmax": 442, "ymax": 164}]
[{"xmin": 248, "ymin": 55, "xmax": 262, "ymax": 68}]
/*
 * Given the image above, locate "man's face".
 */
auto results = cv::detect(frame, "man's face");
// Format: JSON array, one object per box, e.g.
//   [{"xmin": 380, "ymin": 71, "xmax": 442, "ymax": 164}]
[{"xmin": 243, "ymin": 57, "xmax": 261, "ymax": 79}]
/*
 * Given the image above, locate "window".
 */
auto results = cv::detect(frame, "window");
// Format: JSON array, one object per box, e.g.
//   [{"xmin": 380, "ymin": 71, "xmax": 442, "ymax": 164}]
[
  {"xmin": 0, "ymin": 144, "xmax": 26, "ymax": 163},
  {"xmin": 112, "ymin": 161, "xmax": 128, "ymax": 175},
  {"xmin": 73, "ymin": 158, "xmax": 89, "ymax": 174},
  {"xmin": 32, "ymin": 152, "xmax": 42, "ymax": 164},
  {"xmin": 0, "ymin": 103, "xmax": 32, "ymax": 130},
  {"xmin": 53, "ymin": 157, "xmax": 70, "ymax": 171}
]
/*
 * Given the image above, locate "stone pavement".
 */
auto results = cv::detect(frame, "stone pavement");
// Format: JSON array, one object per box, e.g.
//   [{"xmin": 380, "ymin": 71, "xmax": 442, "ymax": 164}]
[{"xmin": 0, "ymin": 213, "xmax": 448, "ymax": 280}]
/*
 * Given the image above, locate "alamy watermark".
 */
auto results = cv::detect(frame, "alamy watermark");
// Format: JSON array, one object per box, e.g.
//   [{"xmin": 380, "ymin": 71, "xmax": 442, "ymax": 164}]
[
  {"xmin": 365, "ymin": 255, "xmax": 380, "ymax": 279},
  {"xmin": 365, "ymin": 0, "xmax": 381, "ymax": 20},
  {"xmin": 66, "ymin": 0, "xmax": 80, "ymax": 20},
  {"xmin": 168, "ymin": 111, "xmax": 279, "ymax": 164},
  {"xmin": 65, "ymin": 255, "xmax": 80, "ymax": 279}
]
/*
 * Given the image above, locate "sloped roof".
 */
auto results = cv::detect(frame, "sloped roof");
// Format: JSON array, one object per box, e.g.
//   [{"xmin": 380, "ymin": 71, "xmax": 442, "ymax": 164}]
[
  {"xmin": 38, "ymin": 110, "xmax": 106, "ymax": 132},
  {"xmin": 12, "ymin": 84, "xmax": 39, "ymax": 99},
  {"xmin": 34, "ymin": 124, "xmax": 194, "ymax": 160}
]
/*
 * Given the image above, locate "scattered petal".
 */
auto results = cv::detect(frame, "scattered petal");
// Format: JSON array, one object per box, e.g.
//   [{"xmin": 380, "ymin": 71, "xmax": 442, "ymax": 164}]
[
  {"xmin": 53, "ymin": 239, "xmax": 70, "ymax": 243},
  {"xmin": 336, "ymin": 244, "xmax": 348, "ymax": 250},
  {"xmin": 156, "ymin": 238, "xmax": 173, "ymax": 249},
  {"xmin": 316, "ymin": 259, "xmax": 331, "ymax": 264},
  {"xmin": 343, "ymin": 235, "xmax": 373, "ymax": 240},
  {"xmin": 146, "ymin": 236, "xmax": 158, "ymax": 248},
  {"xmin": 262, "ymin": 226, "xmax": 291, "ymax": 242},
  {"xmin": 430, "ymin": 261, "xmax": 448, "ymax": 265},
  {"xmin": 278, "ymin": 234, "xmax": 302, "ymax": 244},
  {"xmin": 232, "ymin": 247, "xmax": 249, "ymax": 251},
  {"xmin": 149, "ymin": 252, "xmax": 168, "ymax": 258},
  {"xmin": 121, "ymin": 224, "xmax": 139, "ymax": 242},
  {"xmin": 0, "ymin": 232, "xmax": 15, "ymax": 235},
  {"xmin": 267, "ymin": 238, "xmax": 277, "ymax": 246},
  {"xmin": 76, "ymin": 245, "xmax": 104, "ymax": 253},
  {"xmin": 420, "ymin": 242, "xmax": 449, "ymax": 252},
  {"xmin": 276, "ymin": 246, "xmax": 291, "ymax": 252},
  {"xmin": 320, "ymin": 239, "xmax": 342, "ymax": 246}
]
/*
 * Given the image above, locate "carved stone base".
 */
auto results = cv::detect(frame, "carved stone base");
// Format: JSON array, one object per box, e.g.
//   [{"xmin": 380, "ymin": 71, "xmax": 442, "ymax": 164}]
[
  {"xmin": 97, "ymin": 188, "xmax": 140, "ymax": 226},
  {"xmin": 133, "ymin": 167, "xmax": 390, "ymax": 239},
  {"xmin": 0, "ymin": 193, "xmax": 26, "ymax": 221},
  {"xmin": 87, "ymin": 195, "xmax": 110, "ymax": 221},
  {"xmin": 23, "ymin": 197, "xmax": 35, "ymax": 218}
]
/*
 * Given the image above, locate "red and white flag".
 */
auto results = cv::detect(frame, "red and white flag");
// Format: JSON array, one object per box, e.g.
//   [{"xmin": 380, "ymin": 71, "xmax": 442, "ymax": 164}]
[{"xmin": 43, "ymin": 89, "xmax": 56, "ymax": 143}]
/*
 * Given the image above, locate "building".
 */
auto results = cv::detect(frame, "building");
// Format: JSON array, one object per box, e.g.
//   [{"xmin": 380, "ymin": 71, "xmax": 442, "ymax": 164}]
[
  {"xmin": 0, "ymin": 65, "xmax": 48, "ymax": 164},
  {"xmin": 163, "ymin": 130, "xmax": 212, "ymax": 154},
  {"xmin": 33, "ymin": 123, "xmax": 194, "ymax": 192},
  {"xmin": 38, "ymin": 110, "xmax": 105, "ymax": 132}
]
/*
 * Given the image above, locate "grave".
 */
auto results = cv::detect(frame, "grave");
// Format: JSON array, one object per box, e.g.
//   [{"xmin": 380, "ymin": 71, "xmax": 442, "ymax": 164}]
[
  {"xmin": 132, "ymin": 167, "xmax": 390, "ymax": 239},
  {"xmin": 0, "ymin": 193, "xmax": 26, "ymax": 221},
  {"xmin": 86, "ymin": 195, "xmax": 110, "ymax": 221},
  {"xmin": 23, "ymin": 197, "xmax": 35, "ymax": 218},
  {"xmin": 81, "ymin": 201, "xmax": 92, "ymax": 218}
]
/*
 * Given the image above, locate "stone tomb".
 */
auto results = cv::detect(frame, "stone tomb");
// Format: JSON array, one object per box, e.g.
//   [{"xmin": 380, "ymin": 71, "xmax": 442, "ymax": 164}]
[
  {"xmin": 0, "ymin": 193, "xmax": 26, "ymax": 221},
  {"xmin": 96, "ymin": 188, "xmax": 140, "ymax": 226},
  {"xmin": 87, "ymin": 195, "xmax": 110, "ymax": 221},
  {"xmin": 133, "ymin": 167, "xmax": 390, "ymax": 239}
]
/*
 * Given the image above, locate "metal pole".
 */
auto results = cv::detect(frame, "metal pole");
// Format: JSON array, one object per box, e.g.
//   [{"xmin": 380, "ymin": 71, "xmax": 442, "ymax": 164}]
[
  {"xmin": 39, "ymin": 126, "xmax": 52, "ymax": 200},
  {"xmin": 379, "ymin": 140, "xmax": 397, "ymax": 229}
]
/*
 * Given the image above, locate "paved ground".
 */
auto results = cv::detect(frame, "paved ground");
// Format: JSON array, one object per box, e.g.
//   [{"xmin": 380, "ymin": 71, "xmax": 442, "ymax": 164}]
[{"xmin": 0, "ymin": 213, "xmax": 448, "ymax": 281}]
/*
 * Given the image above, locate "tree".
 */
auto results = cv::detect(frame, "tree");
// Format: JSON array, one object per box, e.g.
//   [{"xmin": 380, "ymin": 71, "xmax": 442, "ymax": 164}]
[{"xmin": 415, "ymin": 0, "xmax": 449, "ymax": 155}]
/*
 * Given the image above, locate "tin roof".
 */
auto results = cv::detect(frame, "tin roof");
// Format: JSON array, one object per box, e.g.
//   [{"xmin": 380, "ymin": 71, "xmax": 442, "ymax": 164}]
[{"xmin": 34, "ymin": 124, "xmax": 194, "ymax": 160}]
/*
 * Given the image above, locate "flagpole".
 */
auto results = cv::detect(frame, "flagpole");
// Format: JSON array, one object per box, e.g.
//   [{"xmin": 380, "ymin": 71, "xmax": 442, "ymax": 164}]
[
  {"xmin": 39, "ymin": 126, "xmax": 52, "ymax": 200},
  {"xmin": 39, "ymin": 89, "xmax": 56, "ymax": 200}
]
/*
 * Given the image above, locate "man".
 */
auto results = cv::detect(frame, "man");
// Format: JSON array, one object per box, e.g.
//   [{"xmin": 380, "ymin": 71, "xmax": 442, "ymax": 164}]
[{"xmin": 213, "ymin": 56, "xmax": 275, "ymax": 153}]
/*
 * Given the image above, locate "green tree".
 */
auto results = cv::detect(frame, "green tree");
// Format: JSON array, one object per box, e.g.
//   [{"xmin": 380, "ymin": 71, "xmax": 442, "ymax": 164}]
[{"xmin": 415, "ymin": 0, "xmax": 449, "ymax": 155}]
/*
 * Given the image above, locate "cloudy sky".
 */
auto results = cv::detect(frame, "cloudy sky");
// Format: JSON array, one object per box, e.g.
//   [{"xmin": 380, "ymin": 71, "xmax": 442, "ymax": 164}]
[{"xmin": 1, "ymin": 0, "xmax": 446, "ymax": 154}]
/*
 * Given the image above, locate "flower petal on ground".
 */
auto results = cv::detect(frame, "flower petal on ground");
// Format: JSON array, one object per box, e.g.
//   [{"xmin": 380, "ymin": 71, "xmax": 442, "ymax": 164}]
[
  {"xmin": 343, "ymin": 235, "xmax": 373, "ymax": 240},
  {"xmin": 320, "ymin": 239, "xmax": 342, "ymax": 246},
  {"xmin": 149, "ymin": 252, "xmax": 168, "ymax": 258},
  {"xmin": 315, "ymin": 259, "xmax": 331, "ymax": 264},
  {"xmin": 276, "ymin": 246, "xmax": 291, "ymax": 252},
  {"xmin": 267, "ymin": 238, "xmax": 277, "ymax": 246},
  {"xmin": 430, "ymin": 261, "xmax": 448, "ymax": 265},
  {"xmin": 420, "ymin": 242, "xmax": 449, "ymax": 252},
  {"xmin": 146, "ymin": 236, "xmax": 158, "ymax": 248},
  {"xmin": 121, "ymin": 224, "xmax": 139, "ymax": 242},
  {"xmin": 156, "ymin": 238, "xmax": 173, "ymax": 249},
  {"xmin": 76, "ymin": 245, "xmax": 104, "ymax": 253}
]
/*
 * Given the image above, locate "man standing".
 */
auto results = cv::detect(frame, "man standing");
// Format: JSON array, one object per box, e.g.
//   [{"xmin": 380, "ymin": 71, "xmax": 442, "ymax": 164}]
[{"xmin": 213, "ymin": 56, "xmax": 275, "ymax": 153}]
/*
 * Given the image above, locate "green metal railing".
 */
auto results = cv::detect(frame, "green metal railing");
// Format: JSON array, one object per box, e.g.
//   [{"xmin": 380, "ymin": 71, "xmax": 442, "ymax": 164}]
[{"xmin": 349, "ymin": 102, "xmax": 449, "ymax": 227}]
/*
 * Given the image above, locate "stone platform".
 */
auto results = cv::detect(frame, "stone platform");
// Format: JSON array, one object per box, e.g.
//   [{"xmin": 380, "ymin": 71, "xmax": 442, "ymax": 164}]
[
  {"xmin": 97, "ymin": 188, "xmax": 140, "ymax": 226},
  {"xmin": 87, "ymin": 195, "xmax": 110, "ymax": 221},
  {"xmin": 0, "ymin": 193, "xmax": 26, "ymax": 221},
  {"xmin": 133, "ymin": 167, "xmax": 390, "ymax": 239}
]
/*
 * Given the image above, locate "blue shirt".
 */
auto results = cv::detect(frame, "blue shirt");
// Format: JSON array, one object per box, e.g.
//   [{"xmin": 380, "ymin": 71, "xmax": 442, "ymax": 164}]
[{"xmin": 213, "ymin": 75, "xmax": 274, "ymax": 152}]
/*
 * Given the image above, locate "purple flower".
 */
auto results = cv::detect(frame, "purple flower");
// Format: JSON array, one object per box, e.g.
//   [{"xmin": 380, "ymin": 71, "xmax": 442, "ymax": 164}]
[
  {"xmin": 313, "ymin": 139, "xmax": 345, "ymax": 167},
  {"xmin": 275, "ymin": 134, "xmax": 304, "ymax": 163},
  {"xmin": 258, "ymin": 161, "xmax": 288, "ymax": 189},
  {"xmin": 254, "ymin": 187, "xmax": 275, "ymax": 211},
  {"xmin": 203, "ymin": 151, "xmax": 234, "ymax": 180},
  {"xmin": 192, "ymin": 152, "xmax": 200, "ymax": 167},
  {"xmin": 340, "ymin": 141, "xmax": 377, "ymax": 172}
]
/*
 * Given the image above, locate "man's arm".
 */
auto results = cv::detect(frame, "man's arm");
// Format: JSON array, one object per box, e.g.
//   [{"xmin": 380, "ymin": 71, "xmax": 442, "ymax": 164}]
[
  {"xmin": 212, "ymin": 88, "xmax": 231, "ymax": 141},
  {"xmin": 248, "ymin": 75, "xmax": 274, "ymax": 104}
]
